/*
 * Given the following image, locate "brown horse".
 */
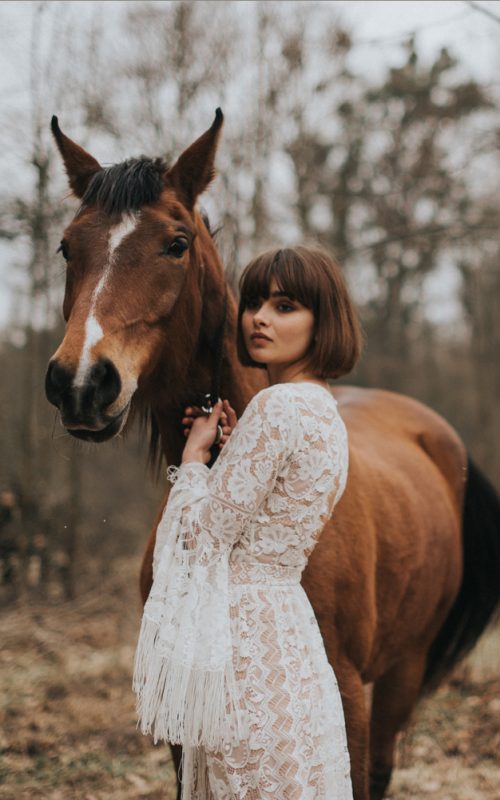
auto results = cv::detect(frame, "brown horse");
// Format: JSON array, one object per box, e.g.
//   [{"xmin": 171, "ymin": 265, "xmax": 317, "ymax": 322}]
[{"xmin": 45, "ymin": 110, "xmax": 500, "ymax": 800}]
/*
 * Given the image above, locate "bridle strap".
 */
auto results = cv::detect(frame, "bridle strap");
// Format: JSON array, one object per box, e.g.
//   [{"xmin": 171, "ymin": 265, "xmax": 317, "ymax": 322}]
[
  {"xmin": 210, "ymin": 285, "xmax": 227, "ymax": 406},
  {"xmin": 189, "ymin": 284, "xmax": 228, "ymax": 468}
]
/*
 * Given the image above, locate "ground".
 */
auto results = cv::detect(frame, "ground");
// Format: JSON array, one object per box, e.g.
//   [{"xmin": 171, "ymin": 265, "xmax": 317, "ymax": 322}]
[{"xmin": 1, "ymin": 560, "xmax": 498, "ymax": 800}]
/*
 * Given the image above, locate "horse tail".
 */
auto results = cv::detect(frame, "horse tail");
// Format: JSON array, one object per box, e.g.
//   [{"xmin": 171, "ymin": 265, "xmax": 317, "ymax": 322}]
[{"xmin": 422, "ymin": 455, "xmax": 500, "ymax": 692}]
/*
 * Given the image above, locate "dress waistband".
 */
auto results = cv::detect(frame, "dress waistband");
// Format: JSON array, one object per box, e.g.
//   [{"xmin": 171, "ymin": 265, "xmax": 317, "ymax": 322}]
[{"xmin": 229, "ymin": 560, "xmax": 303, "ymax": 586}]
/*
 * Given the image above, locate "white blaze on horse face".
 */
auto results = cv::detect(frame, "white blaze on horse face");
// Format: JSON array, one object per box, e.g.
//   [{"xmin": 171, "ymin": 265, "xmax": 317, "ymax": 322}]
[{"xmin": 73, "ymin": 213, "xmax": 138, "ymax": 388}]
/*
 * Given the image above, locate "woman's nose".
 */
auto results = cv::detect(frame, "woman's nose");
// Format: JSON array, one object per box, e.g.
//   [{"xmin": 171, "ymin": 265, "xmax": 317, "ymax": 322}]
[{"xmin": 253, "ymin": 305, "xmax": 270, "ymax": 326}]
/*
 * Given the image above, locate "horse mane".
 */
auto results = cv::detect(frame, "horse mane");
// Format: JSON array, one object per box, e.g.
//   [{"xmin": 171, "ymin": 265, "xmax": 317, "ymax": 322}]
[
  {"xmin": 81, "ymin": 157, "xmax": 168, "ymax": 215},
  {"xmin": 80, "ymin": 158, "xmax": 219, "ymax": 242}
]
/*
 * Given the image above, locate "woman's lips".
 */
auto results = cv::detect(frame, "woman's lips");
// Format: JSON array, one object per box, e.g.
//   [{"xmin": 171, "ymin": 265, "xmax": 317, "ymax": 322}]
[{"xmin": 250, "ymin": 334, "xmax": 271, "ymax": 342}]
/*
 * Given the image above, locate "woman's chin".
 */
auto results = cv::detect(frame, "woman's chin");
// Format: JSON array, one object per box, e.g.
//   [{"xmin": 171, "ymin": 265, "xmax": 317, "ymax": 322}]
[{"xmin": 249, "ymin": 352, "xmax": 269, "ymax": 365}]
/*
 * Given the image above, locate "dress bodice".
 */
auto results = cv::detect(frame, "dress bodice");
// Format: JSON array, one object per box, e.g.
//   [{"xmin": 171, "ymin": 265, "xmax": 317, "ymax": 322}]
[{"xmin": 228, "ymin": 382, "xmax": 348, "ymax": 569}]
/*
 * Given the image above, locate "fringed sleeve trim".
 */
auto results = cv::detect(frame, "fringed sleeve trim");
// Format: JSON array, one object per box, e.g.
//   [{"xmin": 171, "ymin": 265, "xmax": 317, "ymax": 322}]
[{"xmin": 133, "ymin": 462, "xmax": 246, "ymax": 748}]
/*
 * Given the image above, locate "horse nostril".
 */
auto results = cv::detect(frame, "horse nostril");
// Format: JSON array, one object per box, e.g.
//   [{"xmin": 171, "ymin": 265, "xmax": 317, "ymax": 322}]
[
  {"xmin": 90, "ymin": 358, "xmax": 121, "ymax": 408},
  {"xmin": 45, "ymin": 360, "xmax": 72, "ymax": 407},
  {"xmin": 45, "ymin": 358, "xmax": 121, "ymax": 421}
]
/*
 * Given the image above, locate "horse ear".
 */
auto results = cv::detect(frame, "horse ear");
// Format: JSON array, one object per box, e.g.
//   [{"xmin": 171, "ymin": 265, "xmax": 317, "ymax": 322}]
[
  {"xmin": 166, "ymin": 108, "xmax": 224, "ymax": 210},
  {"xmin": 51, "ymin": 116, "xmax": 102, "ymax": 198}
]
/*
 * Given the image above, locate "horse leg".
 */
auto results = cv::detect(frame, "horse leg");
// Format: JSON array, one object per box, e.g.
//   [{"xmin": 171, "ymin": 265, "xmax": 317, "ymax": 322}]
[
  {"xmin": 369, "ymin": 652, "xmax": 427, "ymax": 800},
  {"xmin": 170, "ymin": 743, "xmax": 182, "ymax": 800},
  {"xmin": 335, "ymin": 660, "xmax": 370, "ymax": 800}
]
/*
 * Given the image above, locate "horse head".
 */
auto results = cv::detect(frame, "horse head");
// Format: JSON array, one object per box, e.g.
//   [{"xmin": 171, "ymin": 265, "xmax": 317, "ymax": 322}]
[{"xmin": 45, "ymin": 110, "xmax": 229, "ymax": 446}]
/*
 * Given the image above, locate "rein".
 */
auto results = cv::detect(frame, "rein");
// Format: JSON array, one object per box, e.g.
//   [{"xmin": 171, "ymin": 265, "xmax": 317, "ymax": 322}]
[
  {"xmin": 209, "ymin": 285, "xmax": 227, "ymax": 408},
  {"xmin": 190, "ymin": 284, "xmax": 228, "ymax": 468}
]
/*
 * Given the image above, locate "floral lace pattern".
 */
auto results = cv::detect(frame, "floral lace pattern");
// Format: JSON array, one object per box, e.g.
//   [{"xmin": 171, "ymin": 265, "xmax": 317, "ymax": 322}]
[{"xmin": 138, "ymin": 383, "xmax": 352, "ymax": 799}]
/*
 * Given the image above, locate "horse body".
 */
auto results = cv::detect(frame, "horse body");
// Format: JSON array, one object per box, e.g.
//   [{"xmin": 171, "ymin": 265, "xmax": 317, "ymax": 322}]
[
  {"xmin": 298, "ymin": 387, "xmax": 467, "ymax": 797},
  {"xmin": 328, "ymin": 386, "xmax": 466, "ymax": 678},
  {"xmin": 46, "ymin": 112, "xmax": 499, "ymax": 800}
]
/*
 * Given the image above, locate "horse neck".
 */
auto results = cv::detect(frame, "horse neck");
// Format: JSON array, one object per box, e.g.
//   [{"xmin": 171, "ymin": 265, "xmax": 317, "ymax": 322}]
[{"xmin": 151, "ymin": 282, "xmax": 268, "ymax": 468}]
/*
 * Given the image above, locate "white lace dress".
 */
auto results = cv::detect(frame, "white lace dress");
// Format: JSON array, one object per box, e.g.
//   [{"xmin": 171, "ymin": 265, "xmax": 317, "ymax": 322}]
[{"xmin": 134, "ymin": 382, "xmax": 353, "ymax": 800}]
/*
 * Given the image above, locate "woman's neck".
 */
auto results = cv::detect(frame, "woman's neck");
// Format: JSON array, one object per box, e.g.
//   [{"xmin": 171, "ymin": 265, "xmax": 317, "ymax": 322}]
[{"xmin": 266, "ymin": 364, "xmax": 327, "ymax": 388}]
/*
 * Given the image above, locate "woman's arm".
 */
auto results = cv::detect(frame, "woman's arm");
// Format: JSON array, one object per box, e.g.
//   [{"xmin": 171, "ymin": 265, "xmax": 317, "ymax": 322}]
[
  {"xmin": 135, "ymin": 385, "xmax": 300, "ymax": 747},
  {"xmin": 153, "ymin": 386, "xmax": 299, "ymax": 571}
]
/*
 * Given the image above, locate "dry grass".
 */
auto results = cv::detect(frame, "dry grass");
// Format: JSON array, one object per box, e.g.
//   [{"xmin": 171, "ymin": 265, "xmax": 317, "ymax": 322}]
[
  {"xmin": 0, "ymin": 561, "xmax": 176, "ymax": 800},
  {"xmin": 385, "ymin": 627, "xmax": 500, "ymax": 799},
  {"xmin": 0, "ymin": 562, "xmax": 498, "ymax": 799}
]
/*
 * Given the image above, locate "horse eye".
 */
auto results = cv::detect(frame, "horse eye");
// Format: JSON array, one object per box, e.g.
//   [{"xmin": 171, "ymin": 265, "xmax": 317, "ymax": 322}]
[
  {"xmin": 56, "ymin": 240, "xmax": 69, "ymax": 260},
  {"xmin": 165, "ymin": 238, "xmax": 189, "ymax": 258}
]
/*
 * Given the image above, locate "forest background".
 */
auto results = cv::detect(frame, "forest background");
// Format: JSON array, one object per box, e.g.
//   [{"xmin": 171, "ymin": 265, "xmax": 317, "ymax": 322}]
[{"xmin": 0, "ymin": 2, "xmax": 498, "ymax": 798}]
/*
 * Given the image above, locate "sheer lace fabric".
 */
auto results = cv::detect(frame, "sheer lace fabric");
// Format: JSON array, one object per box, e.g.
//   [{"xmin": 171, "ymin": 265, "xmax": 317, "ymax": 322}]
[{"xmin": 137, "ymin": 382, "xmax": 352, "ymax": 799}]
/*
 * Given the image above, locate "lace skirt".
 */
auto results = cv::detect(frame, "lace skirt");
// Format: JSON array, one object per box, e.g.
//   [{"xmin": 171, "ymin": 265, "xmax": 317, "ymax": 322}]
[{"xmin": 180, "ymin": 561, "xmax": 353, "ymax": 800}]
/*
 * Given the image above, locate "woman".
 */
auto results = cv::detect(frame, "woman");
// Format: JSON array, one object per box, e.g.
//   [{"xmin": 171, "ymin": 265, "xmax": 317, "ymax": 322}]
[{"xmin": 134, "ymin": 246, "xmax": 362, "ymax": 799}]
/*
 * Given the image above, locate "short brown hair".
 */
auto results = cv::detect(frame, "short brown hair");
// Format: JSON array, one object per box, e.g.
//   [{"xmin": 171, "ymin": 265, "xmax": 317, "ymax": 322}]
[{"xmin": 236, "ymin": 246, "xmax": 362, "ymax": 379}]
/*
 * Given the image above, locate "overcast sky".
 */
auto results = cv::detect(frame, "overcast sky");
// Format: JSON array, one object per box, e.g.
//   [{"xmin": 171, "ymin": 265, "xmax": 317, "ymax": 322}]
[
  {"xmin": 340, "ymin": 0, "xmax": 500, "ymax": 80},
  {"xmin": 0, "ymin": 0, "xmax": 499, "ymax": 329}
]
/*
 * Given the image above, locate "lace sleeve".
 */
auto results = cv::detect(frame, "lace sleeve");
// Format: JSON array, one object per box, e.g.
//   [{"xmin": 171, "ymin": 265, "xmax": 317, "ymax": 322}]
[
  {"xmin": 154, "ymin": 386, "xmax": 299, "ymax": 568},
  {"xmin": 133, "ymin": 386, "xmax": 299, "ymax": 749}
]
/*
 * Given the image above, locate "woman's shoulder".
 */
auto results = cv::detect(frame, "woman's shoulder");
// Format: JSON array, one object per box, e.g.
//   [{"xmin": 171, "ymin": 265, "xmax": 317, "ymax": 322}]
[
  {"xmin": 265, "ymin": 383, "xmax": 346, "ymax": 438},
  {"xmin": 238, "ymin": 385, "xmax": 302, "ymax": 441},
  {"xmin": 248, "ymin": 381, "xmax": 340, "ymax": 409},
  {"xmin": 245, "ymin": 382, "xmax": 297, "ymax": 416},
  {"xmin": 238, "ymin": 383, "xmax": 346, "ymax": 453},
  {"xmin": 245, "ymin": 382, "xmax": 339, "ymax": 430},
  {"xmin": 254, "ymin": 381, "xmax": 338, "ymax": 406}
]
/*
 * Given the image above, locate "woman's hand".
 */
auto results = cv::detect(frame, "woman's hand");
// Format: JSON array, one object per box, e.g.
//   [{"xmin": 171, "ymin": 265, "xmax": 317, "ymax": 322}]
[{"xmin": 181, "ymin": 399, "xmax": 238, "ymax": 464}]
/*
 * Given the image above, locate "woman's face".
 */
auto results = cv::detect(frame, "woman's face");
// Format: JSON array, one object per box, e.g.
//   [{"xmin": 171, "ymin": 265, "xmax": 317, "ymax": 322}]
[{"xmin": 241, "ymin": 277, "xmax": 316, "ymax": 371}]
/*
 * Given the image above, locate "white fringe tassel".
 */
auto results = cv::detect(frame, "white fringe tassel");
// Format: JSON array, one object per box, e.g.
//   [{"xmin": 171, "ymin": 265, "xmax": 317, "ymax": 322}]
[{"xmin": 133, "ymin": 614, "xmax": 243, "ymax": 748}]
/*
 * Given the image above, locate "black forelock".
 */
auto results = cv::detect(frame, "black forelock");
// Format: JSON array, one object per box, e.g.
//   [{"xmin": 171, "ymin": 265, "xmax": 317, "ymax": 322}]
[{"xmin": 81, "ymin": 157, "xmax": 168, "ymax": 216}]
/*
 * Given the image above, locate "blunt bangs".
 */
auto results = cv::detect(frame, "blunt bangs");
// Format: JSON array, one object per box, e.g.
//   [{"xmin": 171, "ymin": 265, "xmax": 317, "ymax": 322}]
[{"xmin": 239, "ymin": 248, "xmax": 318, "ymax": 313}]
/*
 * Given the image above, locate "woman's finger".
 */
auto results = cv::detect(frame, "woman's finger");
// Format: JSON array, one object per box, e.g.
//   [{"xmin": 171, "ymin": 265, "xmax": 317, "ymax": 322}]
[
  {"xmin": 184, "ymin": 406, "xmax": 203, "ymax": 417},
  {"xmin": 189, "ymin": 400, "xmax": 223, "ymax": 437},
  {"xmin": 183, "ymin": 405, "xmax": 225, "ymax": 426},
  {"xmin": 224, "ymin": 401, "xmax": 238, "ymax": 430}
]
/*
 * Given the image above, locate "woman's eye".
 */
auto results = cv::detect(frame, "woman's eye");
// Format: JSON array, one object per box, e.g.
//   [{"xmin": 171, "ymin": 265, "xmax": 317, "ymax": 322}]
[
  {"xmin": 278, "ymin": 303, "xmax": 294, "ymax": 312},
  {"xmin": 56, "ymin": 240, "xmax": 69, "ymax": 260},
  {"xmin": 245, "ymin": 297, "xmax": 262, "ymax": 311},
  {"xmin": 164, "ymin": 238, "xmax": 188, "ymax": 258}
]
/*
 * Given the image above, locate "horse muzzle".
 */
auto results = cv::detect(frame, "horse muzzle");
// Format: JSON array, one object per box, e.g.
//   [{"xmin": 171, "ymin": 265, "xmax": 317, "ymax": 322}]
[{"xmin": 45, "ymin": 357, "xmax": 129, "ymax": 441}]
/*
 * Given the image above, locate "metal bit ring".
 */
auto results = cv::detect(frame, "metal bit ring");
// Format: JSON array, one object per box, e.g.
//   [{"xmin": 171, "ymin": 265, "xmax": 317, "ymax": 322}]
[
  {"xmin": 199, "ymin": 394, "xmax": 223, "ymax": 447},
  {"xmin": 200, "ymin": 393, "xmax": 221, "ymax": 415},
  {"xmin": 214, "ymin": 424, "xmax": 223, "ymax": 446}
]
